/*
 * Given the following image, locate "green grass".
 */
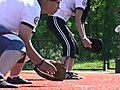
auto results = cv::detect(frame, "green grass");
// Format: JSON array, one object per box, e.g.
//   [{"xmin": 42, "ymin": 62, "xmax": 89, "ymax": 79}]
[
  {"xmin": 73, "ymin": 61, "xmax": 103, "ymax": 69},
  {"xmin": 23, "ymin": 59, "xmax": 116, "ymax": 71},
  {"xmin": 73, "ymin": 59, "xmax": 116, "ymax": 70}
]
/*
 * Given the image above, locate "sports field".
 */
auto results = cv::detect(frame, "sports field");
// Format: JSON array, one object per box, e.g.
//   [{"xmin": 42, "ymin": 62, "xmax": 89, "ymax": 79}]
[{"xmin": 2, "ymin": 71, "xmax": 120, "ymax": 90}]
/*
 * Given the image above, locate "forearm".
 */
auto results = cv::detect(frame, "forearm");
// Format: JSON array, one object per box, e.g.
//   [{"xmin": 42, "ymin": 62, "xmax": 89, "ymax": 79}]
[
  {"xmin": 19, "ymin": 24, "xmax": 44, "ymax": 65},
  {"xmin": 25, "ymin": 40, "xmax": 44, "ymax": 65},
  {"xmin": 75, "ymin": 19, "xmax": 87, "ymax": 39},
  {"xmin": 75, "ymin": 9, "xmax": 88, "ymax": 40},
  {"xmin": 81, "ymin": 23, "xmax": 87, "ymax": 38}
]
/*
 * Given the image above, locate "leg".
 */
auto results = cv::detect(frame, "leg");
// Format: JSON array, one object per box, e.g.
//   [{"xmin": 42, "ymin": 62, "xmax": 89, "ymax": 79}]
[
  {"xmin": 62, "ymin": 57, "xmax": 71, "ymax": 71},
  {"xmin": 0, "ymin": 27, "xmax": 27, "ymax": 88},
  {"xmin": 48, "ymin": 16, "xmax": 72, "ymax": 71},
  {"xmin": 10, "ymin": 62, "xmax": 25, "ymax": 77},
  {"xmin": 0, "ymin": 50, "xmax": 23, "ymax": 88},
  {"xmin": 0, "ymin": 50, "xmax": 23, "ymax": 76},
  {"xmin": 65, "ymin": 57, "xmax": 84, "ymax": 80},
  {"xmin": 67, "ymin": 58, "xmax": 74, "ymax": 71},
  {"xmin": 47, "ymin": 16, "xmax": 83, "ymax": 79},
  {"xmin": 64, "ymin": 31, "xmax": 84, "ymax": 79},
  {"xmin": 6, "ymin": 55, "xmax": 32, "ymax": 84}
]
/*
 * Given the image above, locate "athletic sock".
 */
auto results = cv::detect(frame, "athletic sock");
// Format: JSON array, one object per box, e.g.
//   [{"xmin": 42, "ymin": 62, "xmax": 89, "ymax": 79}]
[{"xmin": 9, "ymin": 75, "xmax": 19, "ymax": 79}]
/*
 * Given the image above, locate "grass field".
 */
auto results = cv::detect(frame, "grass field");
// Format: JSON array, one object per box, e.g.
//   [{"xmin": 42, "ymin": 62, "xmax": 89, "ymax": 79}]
[
  {"xmin": 73, "ymin": 59, "xmax": 116, "ymax": 70},
  {"xmin": 23, "ymin": 59, "xmax": 116, "ymax": 71}
]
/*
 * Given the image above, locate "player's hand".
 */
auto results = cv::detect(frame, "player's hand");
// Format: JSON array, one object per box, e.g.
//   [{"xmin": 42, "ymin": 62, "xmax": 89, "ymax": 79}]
[
  {"xmin": 37, "ymin": 59, "xmax": 57, "ymax": 75},
  {"xmin": 81, "ymin": 37, "xmax": 92, "ymax": 48},
  {"xmin": 34, "ymin": 60, "xmax": 66, "ymax": 81}
]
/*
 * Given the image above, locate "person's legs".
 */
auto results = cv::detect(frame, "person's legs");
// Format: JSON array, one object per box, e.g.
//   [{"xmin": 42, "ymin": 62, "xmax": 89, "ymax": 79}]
[
  {"xmin": 67, "ymin": 58, "xmax": 74, "ymax": 71},
  {"xmin": 47, "ymin": 16, "xmax": 83, "ymax": 79},
  {"xmin": 0, "ymin": 26, "xmax": 27, "ymax": 88},
  {"xmin": 6, "ymin": 61, "xmax": 32, "ymax": 84},
  {"xmin": 64, "ymin": 57, "xmax": 84, "ymax": 79},
  {"xmin": 9, "ymin": 55, "xmax": 30, "ymax": 77},
  {"xmin": 63, "ymin": 31, "xmax": 84, "ymax": 79},
  {"xmin": 62, "ymin": 57, "xmax": 71, "ymax": 71},
  {"xmin": 10, "ymin": 62, "xmax": 25, "ymax": 77},
  {"xmin": 0, "ymin": 50, "xmax": 23, "ymax": 76},
  {"xmin": 0, "ymin": 50, "xmax": 23, "ymax": 88},
  {"xmin": 62, "ymin": 57, "xmax": 74, "ymax": 72},
  {"xmin": 48, "ymin": 16, "xmax": 71, "ymax": 71}
]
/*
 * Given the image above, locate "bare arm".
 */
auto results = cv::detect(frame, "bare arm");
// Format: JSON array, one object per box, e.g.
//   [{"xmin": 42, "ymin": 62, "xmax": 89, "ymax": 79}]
[
  {"xmin": 75, "ymin": 9, "xmax": 92, "ymax": 48},
  {"xmin": 19, "ymin": 24, "xmax": 57, "ymax": 74},
  {"xmin": 19, "ymin": 24, "xmax": 43, "ymax": 64}
]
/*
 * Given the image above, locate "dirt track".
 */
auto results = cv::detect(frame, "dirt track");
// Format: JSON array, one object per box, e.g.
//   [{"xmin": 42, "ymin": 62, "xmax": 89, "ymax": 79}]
[{"xmin": 2, "ymin": 71, "xmax": 120, "ymax": 90}]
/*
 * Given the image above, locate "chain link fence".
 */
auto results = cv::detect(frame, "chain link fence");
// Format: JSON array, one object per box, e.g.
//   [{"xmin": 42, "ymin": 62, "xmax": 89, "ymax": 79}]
[{"xmin": 23, "ymin": 39, "xmax": 119, "ymax": 71}]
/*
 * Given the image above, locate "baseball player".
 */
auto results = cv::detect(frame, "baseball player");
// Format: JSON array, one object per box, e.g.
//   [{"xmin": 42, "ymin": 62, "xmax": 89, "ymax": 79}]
[
  {"xmin": 0, "ymin": 0, "xmax": 57, "ymax": 88},
  {"xmin": 47, "ymin": 0, "xmax": 92, "ymax": 79}
]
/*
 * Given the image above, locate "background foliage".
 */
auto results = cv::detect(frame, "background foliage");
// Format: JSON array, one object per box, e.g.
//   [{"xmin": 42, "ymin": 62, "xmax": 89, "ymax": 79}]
[{"xmin": 32, "ymin": 0, "xmax": 120, "ymax": 62}]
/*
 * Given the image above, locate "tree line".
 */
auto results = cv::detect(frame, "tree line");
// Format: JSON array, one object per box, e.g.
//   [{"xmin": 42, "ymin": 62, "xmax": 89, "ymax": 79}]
[{"xmin": 32, "ymin": 0, "xmax": 120, "ymax": 61}]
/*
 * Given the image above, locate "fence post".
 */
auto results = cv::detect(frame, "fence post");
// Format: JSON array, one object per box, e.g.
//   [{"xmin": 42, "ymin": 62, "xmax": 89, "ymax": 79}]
[
  {"xmin": 115, "ymin": 57, "xmax": 120, "ymax": 73},
  {"xmin": 103, "ymin": 59, "xmax": 107, "ymax": 71}
]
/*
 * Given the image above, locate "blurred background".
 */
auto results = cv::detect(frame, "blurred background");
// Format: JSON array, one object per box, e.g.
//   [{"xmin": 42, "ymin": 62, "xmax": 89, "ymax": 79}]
[{"xmin": 23, "ymin": 0, "xmax": 120, "ymax": 71}]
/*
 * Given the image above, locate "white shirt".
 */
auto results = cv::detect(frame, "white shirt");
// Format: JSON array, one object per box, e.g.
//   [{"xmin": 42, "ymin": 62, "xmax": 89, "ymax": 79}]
[
  {"xmin": 53, "ymin": 0, "xmax": 87, "ymax": 22},
  {"xmin": 0, "ymin": 0, "xmax": 41, "ymax": 34},
  {"xmin": 115, "ymin": 25, "xmax": 120, "ymax": 33}
]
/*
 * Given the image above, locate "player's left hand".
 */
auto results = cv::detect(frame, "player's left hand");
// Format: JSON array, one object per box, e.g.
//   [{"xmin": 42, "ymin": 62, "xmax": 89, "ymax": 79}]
[
  {"xmin": 81, "ymin": 37, "xmax": 92, "ymax": 48},
  {"xmin": 85, "ymin": 37, "xmax": 103, "ymax": 53},
  {"xmin": 34, "ymin": 60, "xmax": 66, "ymax": 81}
]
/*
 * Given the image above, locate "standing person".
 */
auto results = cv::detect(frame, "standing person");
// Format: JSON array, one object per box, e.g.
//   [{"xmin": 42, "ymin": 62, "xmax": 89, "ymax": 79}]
[
  {"xmin": 5, "ymin": 0, "xmax": 60, "ymax": 85},
  {"xmin": 0, "ymin": 0, "xmax": 57, "ymax": 88},
  {"xmin": 47, "ymin": 0, "xmax": 92, "ymax": 79}
]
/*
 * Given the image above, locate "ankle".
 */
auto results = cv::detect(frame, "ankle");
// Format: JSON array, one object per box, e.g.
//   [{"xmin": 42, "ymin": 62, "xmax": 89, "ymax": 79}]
[{"xmin": 9, "ymin": 75, "xmax": 19, "ymax": 79}]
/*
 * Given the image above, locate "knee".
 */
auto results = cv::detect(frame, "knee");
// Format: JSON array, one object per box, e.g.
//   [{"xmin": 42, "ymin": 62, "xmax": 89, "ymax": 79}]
[{"xmin": 17, "ymin": 53, "xmax": 27, "ymax": 63}]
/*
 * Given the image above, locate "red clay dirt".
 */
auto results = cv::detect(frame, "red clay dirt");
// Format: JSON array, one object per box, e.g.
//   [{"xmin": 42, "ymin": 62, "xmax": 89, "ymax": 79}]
[{"xmin": 1, "ymin": 71, "xmax": 120, "ymax": 90}]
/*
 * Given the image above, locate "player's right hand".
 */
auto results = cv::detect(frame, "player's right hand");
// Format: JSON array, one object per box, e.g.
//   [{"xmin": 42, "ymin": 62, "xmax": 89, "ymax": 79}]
[
  {"xmin": 38, "ymin": 59, "xmax": 57, "ymax": 75},
  {"xmin": 81, "ymin": 37, "xmax": 92, "ymax": 48}
]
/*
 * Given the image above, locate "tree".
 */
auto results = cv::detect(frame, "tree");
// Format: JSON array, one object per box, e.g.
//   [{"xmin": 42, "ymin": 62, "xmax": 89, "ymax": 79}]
[{"xmin": 33, "ymin": 0, "xmax": 120, "ymax": 60}]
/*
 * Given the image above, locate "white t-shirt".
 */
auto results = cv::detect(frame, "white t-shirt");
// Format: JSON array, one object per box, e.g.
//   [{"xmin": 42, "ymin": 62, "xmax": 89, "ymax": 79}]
[
  {"xmin": 53, "ymin": 0, "xmax": 87, "ymax": 22},
  {"xmin": 0, "ymin": 0, "xmax": 41, "ymax": 34},
  {"xmin": 115, "ymin": 25, "xmax": 120, "ymax": 33}
]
